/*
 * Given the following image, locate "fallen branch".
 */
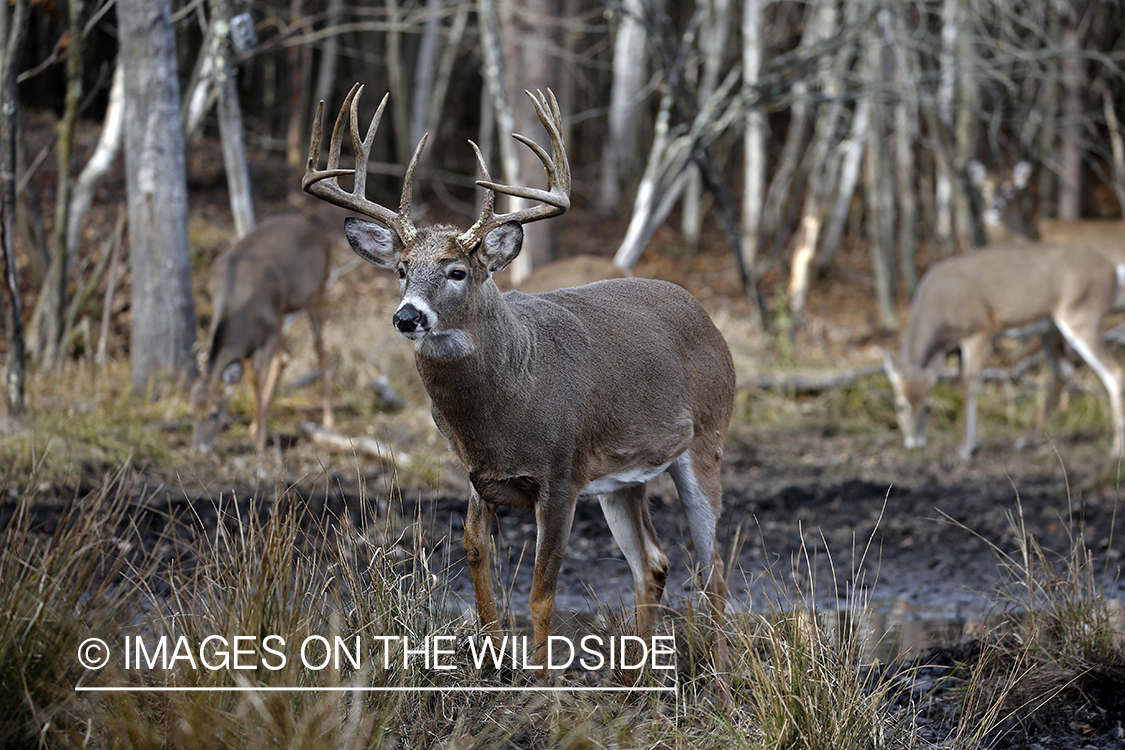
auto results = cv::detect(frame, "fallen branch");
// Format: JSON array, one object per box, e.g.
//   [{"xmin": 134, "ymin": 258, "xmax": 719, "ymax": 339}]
[{"xmin": 299, "ymin": 421, "xmax": 411, "ymax": 466}]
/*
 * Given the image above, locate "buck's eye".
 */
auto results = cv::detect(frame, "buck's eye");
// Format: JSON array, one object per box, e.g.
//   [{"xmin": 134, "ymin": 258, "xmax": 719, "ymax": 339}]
[
  {"xmin": 397, "ymin": 267, "xmax": 406, "ymax": 279},
  {"xmin": 448, "ymin": 268, "xmax": 467, "ymax": 281}
]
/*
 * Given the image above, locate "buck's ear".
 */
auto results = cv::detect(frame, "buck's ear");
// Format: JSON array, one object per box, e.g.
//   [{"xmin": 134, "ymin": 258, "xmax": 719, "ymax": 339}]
[
  {"xmin": 345, "ymin": 217, "xmax": 400, "ymax": 269},
  {"xmin": 479, "ymin": 222, "xmax": 524, "ymax": 274}
]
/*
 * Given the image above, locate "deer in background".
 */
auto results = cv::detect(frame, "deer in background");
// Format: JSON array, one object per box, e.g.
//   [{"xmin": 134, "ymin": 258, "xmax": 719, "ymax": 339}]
[
  {"xmin": 303, "ymin": 85, "xmax": 735, "ymax": 689},
  {"xmin": 970, "ymin": 159, "xmax": 1125, "ymax": 265},
  {"xmin": 885, "ymin": 243, "xmax": 1125, "ymax": 461},
  {"xmin": 190, "ymin": 214, "xmax": 335, "ymax": 454}
]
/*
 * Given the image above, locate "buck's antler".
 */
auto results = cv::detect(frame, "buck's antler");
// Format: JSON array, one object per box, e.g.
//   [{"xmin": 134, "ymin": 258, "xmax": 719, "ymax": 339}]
[
  {"xmin": 302, "ymin": 83, "xmax": 425, "ymax": 247},
  {"xmin": 457, "ymin": 89, "xmax": 571, "ymax": 251}
]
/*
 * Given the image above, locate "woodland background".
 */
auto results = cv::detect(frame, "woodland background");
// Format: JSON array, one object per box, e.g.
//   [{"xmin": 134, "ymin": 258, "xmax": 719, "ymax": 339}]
[{"xmin": 2, "ymin": 0, "xmax": 1125, "ymax": 411}]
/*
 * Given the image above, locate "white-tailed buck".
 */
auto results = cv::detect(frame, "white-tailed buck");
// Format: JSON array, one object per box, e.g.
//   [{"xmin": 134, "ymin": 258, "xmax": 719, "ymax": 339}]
[
  {"xmin": 885, "ymin": 244, "xmax": 1125, "ymax": 461},
  {"xmin": 190, "ymin": 214, "xmax": 334, "ymax": 454},
  {"xmin": 303, "ymin": 85, "xmax": 735, "ymax": 680}
]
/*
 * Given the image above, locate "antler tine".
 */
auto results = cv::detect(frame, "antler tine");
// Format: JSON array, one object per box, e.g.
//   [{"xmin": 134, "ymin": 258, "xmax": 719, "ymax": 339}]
[
  {"xmin": 301, "ymin": 84, "xmax": 405, "ymax": 234},
  {"xmin": 458, "ymin": 89, "xmax": 571, "ymax": 249},
  {"xmin": 394, "ymin": 134, "xmax": 428, "ymax": 246},
  {"xmin": 349, "ymin": 89, "xmax": 388, "ymax": 202}
]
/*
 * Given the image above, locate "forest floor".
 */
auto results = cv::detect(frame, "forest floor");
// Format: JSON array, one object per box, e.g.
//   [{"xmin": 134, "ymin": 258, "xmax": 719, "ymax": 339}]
[{"xmin": 3, "ymin": 109, "xmax": 1125, "ymax": 747}]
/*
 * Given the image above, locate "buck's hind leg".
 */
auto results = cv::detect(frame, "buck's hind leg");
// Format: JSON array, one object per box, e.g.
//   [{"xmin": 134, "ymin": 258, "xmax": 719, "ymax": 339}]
[
  {"xmin": 598, "ymin": 484, "xmax": 669, "ymax": 641},
  {"xmin": 668, "ymin": 450, "xmax": 729, "ymax": 682}
]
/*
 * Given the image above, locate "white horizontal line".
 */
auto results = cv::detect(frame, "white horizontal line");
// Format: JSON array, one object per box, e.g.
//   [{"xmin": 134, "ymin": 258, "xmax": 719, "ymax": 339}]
[{"xmin": 75, "ymin": 685, "xmax": 677, "ymax": 693}]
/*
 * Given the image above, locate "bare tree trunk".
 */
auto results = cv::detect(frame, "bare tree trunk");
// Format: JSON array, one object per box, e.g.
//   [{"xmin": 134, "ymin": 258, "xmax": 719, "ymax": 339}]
[
  {"xmin": 0, "ymin": 0, "xmax": 28, "ymax": 415},
  {"xmin": 934, "ymin": 0, "xmax": 958, "ymax": 254},
  {"xmin": 312, "ymin": 0, "xmax": 345, "ymax": 107},
  {"xmin": 411, "ymin": 0, "xmax": 443, "ymax": 150},
  {"xmin": 386, "ymin": 0, "xmax": 411, "ymax": 167},
  {"xmin": 119, "ymin": 0, "xmax": 198, "ymax": 391},
  {"xmin": 211, "ymin": 0, "xmax": 254, "ymax": 237},
  {"xmin": 760, "ymin": 0, "xmax": 825, "ymax": 254},
  {"xmin": 600, "ymin": 0, "xmax": 646, "ymax": 212},
  {"xmin": 477, "ymin": 0, "xmax": 521, "ymax": 214},
  {"xmin": 16, "ymin": 126, "xmax": 47, "ymax": 284},
  {"xmin": 886, "ymin": 9, "xmax": 918, "ymax": 294},
  {"xmin": 864, "ymin": 24, "xmax": 896, "ymax": 329},
  {"xmin": 682, "ymin": 0, "xmax": 730, "ymax": 252},
  {"xmin": 1037, "ymin": 3, "xmax": 1060, "ymax": 216},
  {"xmin": 1058, "ymin": 0, "xmax": 1089, "ymax": 220},
  {"xmin": 498, "ymin": 0, "xmax": 562, "ymax": 279},
  {"xmin": 32, "ymin": 0, "xmax": 84, "ymax": 368},
  {"xmin": 786, "ymin": 1, "xmax": 856, "ymax": 315},
  {"xmin": 740, "ymin": 0, "xmax": 764, "ymax": 326},
  {"xmin": 285, "ymin": 0, "xmax": 310, "ymax": 169},
  {"xmin": 817, "ymin": 94, "xmax": 868, "ymax": 276},
  {"xmin": 425, "ymin": 0, "xmax": 469, "ymax": 146},
  {"xmin": 67, "ymin": 65, "xmax": 124, "ymax": 258}
]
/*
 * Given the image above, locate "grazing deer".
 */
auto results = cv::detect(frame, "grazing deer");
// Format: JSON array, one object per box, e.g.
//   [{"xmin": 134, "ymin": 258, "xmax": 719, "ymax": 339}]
[
  {"xmin": 190, "ymin": 214, "xmax": 334, "ymax": 454},
  {"xmin": 884, "ymin": 243, "xmax": 1125, "ymax": 461},
  {"xmin": 302, "ymin": 85, "xmax": 735, "ymax": 680}
]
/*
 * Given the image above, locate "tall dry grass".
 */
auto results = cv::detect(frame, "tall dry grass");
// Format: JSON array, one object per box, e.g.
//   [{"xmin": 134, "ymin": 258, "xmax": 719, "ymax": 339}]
[{"xmin": 2, "ymin": 449, "xmax": 1122, "ymax": 749}]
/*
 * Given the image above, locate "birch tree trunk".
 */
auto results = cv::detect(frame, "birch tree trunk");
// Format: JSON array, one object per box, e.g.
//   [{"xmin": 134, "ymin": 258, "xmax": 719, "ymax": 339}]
[
  {"xmin": 498, "ymin": 0, "xmax": 561, "ymax": 280},
  {"xmin": 786, "ymin": 1, "xmax": 854, "ymax": 315},
  {"xmin": 741, "ymin": 0, "xmax": 764, "ymax": 326},
  {"xmin": 934, "ymin": 0, "xmax": 958, "ymax": 254},
  {"xmin": 119, "ymin": 0, "xmax": 198, "ymax": 391},
  {"xmin": 411, "ymin": 0, "xmax": 443, "ymax": 151},
  {"xmin": 0, "ymin": 0, "xmax": 28, "ymax": 415},
  {"xmin": 682, "ymin": 0, "xmax": 730, "ymax": 252},
  {"xmin": 885, "ymin": 9, "xmax": 918, "ymax": 293},
  {"xmin": 67, "ymin": 65, "xmax": 124, "ymax": 258},
  {"xmin": 212, "ymin": 0, "xmax": 254, "ymax": 237},
  {"xmin": 761, "ymin": 0, "xmax": 826, "ymax": 255},
  {"xmin": 600, "ymin": 0, "xmax": 645, "ymax": 212},
  {"xmin": 863, "ymin": 22, "xmax": 896, "ymax": 329}
]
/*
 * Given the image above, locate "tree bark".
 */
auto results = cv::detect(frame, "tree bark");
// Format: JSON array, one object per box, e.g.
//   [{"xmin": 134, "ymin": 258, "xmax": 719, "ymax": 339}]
[
  {"xmin": 740, "ymin": 0, "xmax": 764, "ymax": 326},
  {"xmin": 600, "ymin": 0, "xmax": 646, "ymax": 212},
  {"xmin": 681, "ymin": 0, "xmax": 730, "ymax": 252},
  {"xmin": 67, "ymin": 65, "xmax": 124, "ymax": 259},
  {"xmin": 312, "ymin": 0, "xmax": 345, "ymax": 108},
  {"xmin": 863, "ymin": 21, "xmax": 896, "ymax": 329},
  {"xmin": 0, "ymin": 0, "xmax": 28, "ymax": 415},
  {"xmin": 32, "ymin": 0, "xmax": 84, "ymax": 368},
  {"xmin": 497, "ymin": 0, "xmax": 561, "ymax": 279},
  {"xmin": 1058, "ymin": 0, "xmax": 1089, "ymax": 220},
  {"xmin": 285, "ymin": 0, "xmax": 310, "ymax": 169},
  {"xmin": 211, "ymin": 0, "xmax": 254, "ymax": 237},
  {"xmin": 119, "ymin": 0, "xmax": 198, "ymax": 391}
]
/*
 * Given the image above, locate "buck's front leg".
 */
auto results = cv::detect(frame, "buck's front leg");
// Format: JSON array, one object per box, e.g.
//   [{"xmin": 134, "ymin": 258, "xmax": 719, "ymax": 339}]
[
  {"xmin": 464, "ymin": 484, "xmax": 500, "ymax": 636},
  {"xmin": 530, "ymin": 484, "xmax": 578, "ymax": 674}
]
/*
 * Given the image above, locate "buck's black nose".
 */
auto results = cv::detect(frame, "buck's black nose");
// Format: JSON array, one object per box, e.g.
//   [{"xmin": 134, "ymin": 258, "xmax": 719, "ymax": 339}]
[{"xmin": 394, "ymin": 304, "xmax": 426, "ymax": 333}]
